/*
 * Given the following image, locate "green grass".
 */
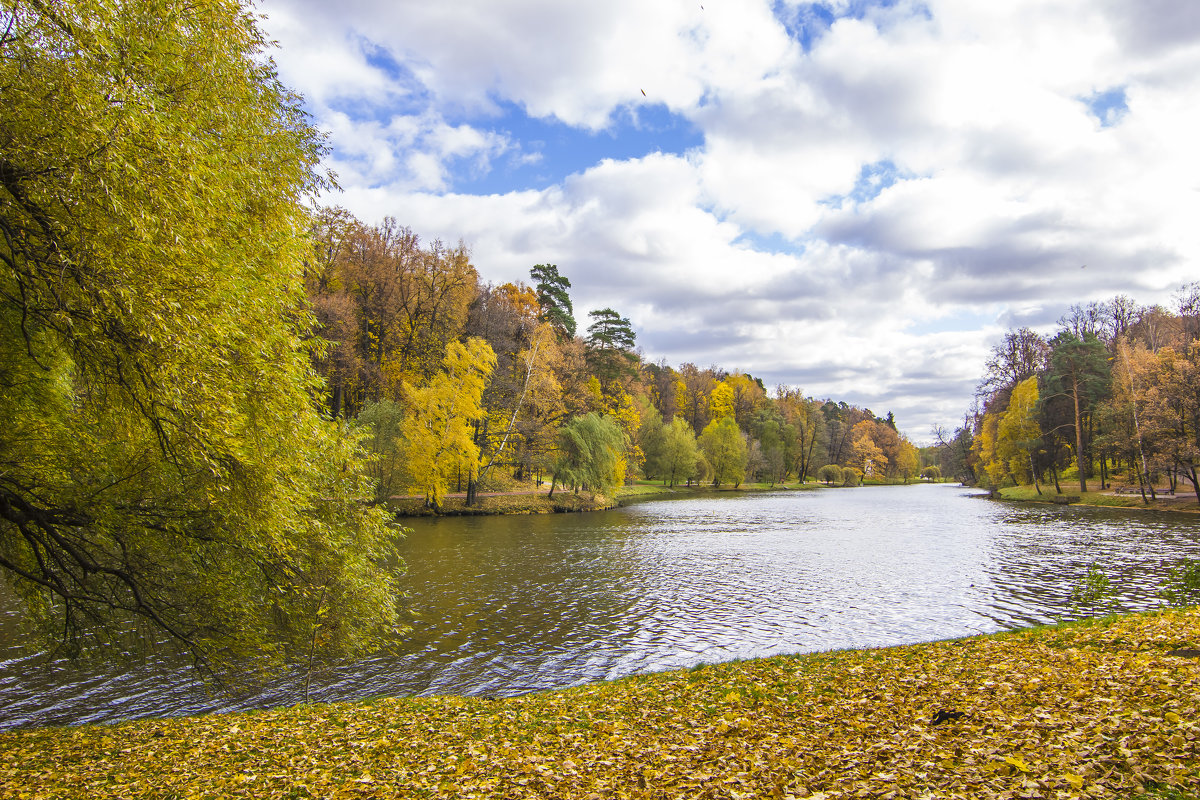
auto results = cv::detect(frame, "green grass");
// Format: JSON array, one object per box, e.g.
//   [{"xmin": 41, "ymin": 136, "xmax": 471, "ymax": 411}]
[{"xmin": 997, "ymin": 484, "xmax": 1200, "ymax": 512}]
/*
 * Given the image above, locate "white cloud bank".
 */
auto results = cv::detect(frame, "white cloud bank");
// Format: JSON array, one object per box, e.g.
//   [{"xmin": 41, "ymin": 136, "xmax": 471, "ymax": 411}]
[{"xmin": 259, "ymin": 0, "xmax": 1200, "ymax": 441}]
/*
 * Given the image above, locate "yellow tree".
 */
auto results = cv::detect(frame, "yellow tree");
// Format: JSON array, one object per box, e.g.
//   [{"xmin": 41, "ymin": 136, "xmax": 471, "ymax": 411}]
[
  {"xmin": 996, "ymin": 376, "xmax": 1042, "ymax": 491},
  {"xmin": 972, "ymin": 411, "xmax": 1006, "ymax": 488},
  {"xmin": 0, "ymin": 0, "xmax": 401, "ymax": 678},
  {"xmin": 400, "ymin": 338, "xmax": 496, "ymax": 510},
  {"xmin": 709, "ymin": 381, "xmax": 736, "ymax": 422},
  {"xmin": 896, "ymin": 437, "xmax": 921, "ymax": 484},
  {"xmin": 850, "ymin": 421, "xmax": 886, "ymax": 479},
  {"xmin": 722, "ymin": 373, "xmax": 765, "ymax": 427},
  {"xmin": 699, "ymin": 417, "xmax": 748, "ymax": 488},
  {"xmin": 677, "ymin": 363, "xmax": 717, "ymax": 433}
]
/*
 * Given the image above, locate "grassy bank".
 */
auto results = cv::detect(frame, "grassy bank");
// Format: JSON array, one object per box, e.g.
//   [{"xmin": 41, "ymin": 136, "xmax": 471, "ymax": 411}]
[
  {"xmin": 616, "ymin": 479, "xmax": 826, "ymax": 502},
  {"xmin": 5, "ymin": 610, "xmax": 1200, "ymax": 799},
  {"xmin": 388, "ymin": 491, "xmax": 615, "ymax": 516},
  {"xmin": 389, "ymin": 479, "xmax": 827, "ymax": 516},
  {"xmin": 997, "ymin": 485, "xmax": 1200, "ymax": 513}
]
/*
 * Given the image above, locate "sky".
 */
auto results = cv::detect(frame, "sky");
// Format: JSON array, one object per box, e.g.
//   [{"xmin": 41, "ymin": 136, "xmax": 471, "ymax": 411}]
[{"xmin": 257, "ymin": 0, "xmax": 1200, "ymax": 443}]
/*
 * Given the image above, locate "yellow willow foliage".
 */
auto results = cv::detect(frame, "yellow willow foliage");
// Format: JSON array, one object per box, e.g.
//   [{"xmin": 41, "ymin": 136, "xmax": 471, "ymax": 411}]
[{"xmin": 400, "ymin": 338, "xmax": 496, "ymax": 508}]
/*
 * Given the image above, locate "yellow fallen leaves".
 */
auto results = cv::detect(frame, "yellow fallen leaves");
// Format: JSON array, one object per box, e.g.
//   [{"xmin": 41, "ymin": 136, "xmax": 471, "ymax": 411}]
[{"xmin": 3, "ymin": 609, "xmax": 1200, "ymax": 799}]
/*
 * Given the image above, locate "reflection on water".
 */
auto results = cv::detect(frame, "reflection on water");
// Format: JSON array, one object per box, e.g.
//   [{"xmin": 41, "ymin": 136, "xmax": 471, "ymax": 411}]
[{"xmin": 3, "ymin": 483, "xmax": 1200, "ymax": 730}]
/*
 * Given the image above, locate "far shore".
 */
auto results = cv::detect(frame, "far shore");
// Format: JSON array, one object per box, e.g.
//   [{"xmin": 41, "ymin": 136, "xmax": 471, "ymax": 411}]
[
  {"xmin": 388, "ymin": 478, "xmax": 868, "ymax": 517},
  {"xmin": 995, "ymin": 484, "xmax": 1200, "ymax": 514},
  {"xmin": 388, "ymin": 479, "xmax": 1200, "ymax": 518}
]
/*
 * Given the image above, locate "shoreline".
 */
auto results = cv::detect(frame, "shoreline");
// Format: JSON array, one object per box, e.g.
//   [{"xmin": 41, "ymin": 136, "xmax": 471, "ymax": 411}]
[
  {"xmin": 993, "ymin": 485, "xmax": 1200, "ymax": 515},
  {"xmin": 389, "ymin": 479, "xmax": 920, "ymax": 518},
  {"xmin": 5, "ymin": 608, "xmax": 1199, "ymax": 798}
]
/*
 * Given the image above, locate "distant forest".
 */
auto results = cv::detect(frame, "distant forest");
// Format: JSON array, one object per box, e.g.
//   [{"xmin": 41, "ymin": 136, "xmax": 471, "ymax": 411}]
[
  {"xmin": 304, "ymin": 208, "xmax": 924, "ymax": 507},
  {"xmin": 939, "ymin": 287, "xmax": 1200, "ymax": 501}
]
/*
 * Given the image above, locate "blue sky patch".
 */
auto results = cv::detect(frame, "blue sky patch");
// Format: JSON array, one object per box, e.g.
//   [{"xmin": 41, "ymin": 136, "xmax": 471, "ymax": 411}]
[
  {"xmin": 445, "ymin": 100, "xmax": 704, "ymax": 195},
  {"xmin": 819, "ymin": 159, "xmax": 907, "ymax": 209},
  {"xmin": 1082, "ymin": 87, "xmax": 1128, "ymax": 127},
  {"xmin": 905, "ymin": 307, "xmax": 1000, "ymax": 336},
  {"xmin": 733, "ymin": 229, "xmax": 805, "ymax": 256},
  {"xmin": 773, "ymin": 1, "xmax": 925, "ymax": 51}
]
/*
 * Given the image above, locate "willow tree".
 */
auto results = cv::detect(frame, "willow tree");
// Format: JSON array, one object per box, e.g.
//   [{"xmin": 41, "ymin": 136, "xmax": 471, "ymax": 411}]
[{"xmin": 0, "ymin": 0, "xmax": 401, "ymax": 680}]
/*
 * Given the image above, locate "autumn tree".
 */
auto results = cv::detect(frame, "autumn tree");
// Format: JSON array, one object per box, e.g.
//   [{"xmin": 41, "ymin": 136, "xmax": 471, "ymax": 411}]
[
  {"xmin": 641, "ymin": 412, "xmax": 701, "ymax": 488},
  {"xmin": 699, "ymin": 417, "xmax": 749, "ymax": 488},
  {"xmin": 463, "ymin": 283, "xmax": 561, "ymax": 501},
  {"xmin": 996, "ymin": 377, "xmax": 1043, "ymax": 492},
  {"xmin": 0, "ymin": 0, "xmax": 401, "ymax": 678},
  {"xmin": 1139, "ymin": 342, "xmax": 1200, "ymax": 502},
  {"xmin": 777, "ymin": 388, "xmax": 825, "ymax": 483},
  {"xmin": 399, "ymin": 338, "xmax": 496, "ymax": 510},
  {"xmin": 851, "ymin": 421, "xmax": 887, "ymax": 479},
  {"xmin": 972, "ymin": 412, "xmax": 1006, "ymax": 489},
  {"xmin": 978, "ymin": 327, "xmax": 1050, "ymax": 407},
  {"xmin": 677, "ymin": 363, "xmax": 716, "ymax": 434},
  {"xmin": 358, "ymin": 400, "xmax": 407, "ymax": 501},
  {"xmin": 896, "ymin": 438, "xmax": 921, "ymax": 484},
  {"xmin": 642, "ymin": 360, "xmax": 680, "ymax": 422}
]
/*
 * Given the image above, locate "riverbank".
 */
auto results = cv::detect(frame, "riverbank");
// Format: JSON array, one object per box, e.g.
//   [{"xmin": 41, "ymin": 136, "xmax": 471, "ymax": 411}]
[
  {"xmin": 390, "ymin": 479, "xmax": 833, "ymax": 516},
  {"xmin": 996, "ymin": 485, "xmax": 1200, "ymax": 514},
  {"xmin": 5, "ymin": 609, "xmax": 1199, "ymax": 799},
  {"xmin": 388, "ymin": 490, "xmax": 616, "ymax": 516},
  {"xmin": 617, "ymin": 478, "xmax": 827, "ymax": 502}
]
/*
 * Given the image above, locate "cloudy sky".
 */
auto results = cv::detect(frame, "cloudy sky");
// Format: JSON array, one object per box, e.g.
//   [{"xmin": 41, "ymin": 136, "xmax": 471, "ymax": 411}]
[{"xmin": 258, "ymin": 0, "xmax": 1199, "ymax": 442}]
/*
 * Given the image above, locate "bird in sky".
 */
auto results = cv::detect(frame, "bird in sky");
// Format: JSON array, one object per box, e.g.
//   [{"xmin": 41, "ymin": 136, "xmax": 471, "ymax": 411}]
[{"xmin": 641, "ymin": 89, "xmax": 646, "ymax": 96}]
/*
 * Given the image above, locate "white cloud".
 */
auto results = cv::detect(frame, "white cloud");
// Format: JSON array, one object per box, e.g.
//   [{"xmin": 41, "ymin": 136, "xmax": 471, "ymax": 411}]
[{"xmin": 261, "ymin": 0, "xmax": 1200, "ymax": 440}]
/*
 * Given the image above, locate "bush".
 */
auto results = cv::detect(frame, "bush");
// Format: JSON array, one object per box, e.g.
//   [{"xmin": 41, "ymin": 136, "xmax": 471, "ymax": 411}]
[
  {"xmin": 1160, "ymin": 559, "xmax": 1200, "ymax": 607},
  {"xmin": 1070, "ymin": 564, "xmax": 1114, "ymax": 617},
  {"xmin": 842, "ymin": 467, "xmax": 863, "ymax": 487},
  {"xmin": 817, "ymin": 464, "xmax": 843, "ymax": 486}
]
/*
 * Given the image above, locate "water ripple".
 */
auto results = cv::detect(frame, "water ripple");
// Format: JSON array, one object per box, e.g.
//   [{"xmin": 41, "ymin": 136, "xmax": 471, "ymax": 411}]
[{"xmin": 3, "ymin": 484, "xmax": 1200, "ymax": 729}]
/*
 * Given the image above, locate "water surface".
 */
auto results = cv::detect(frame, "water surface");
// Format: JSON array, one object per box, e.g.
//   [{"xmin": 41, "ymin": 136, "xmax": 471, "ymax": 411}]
[{"xmin": 2, "ymin": 484, "xmax": 1199, "ymax": 730}]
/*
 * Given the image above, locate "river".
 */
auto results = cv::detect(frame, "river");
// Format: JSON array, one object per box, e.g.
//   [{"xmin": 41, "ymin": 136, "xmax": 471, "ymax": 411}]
[{"xmin": 2, "ymin": 483, "xmax": 1199, "ymax": 730}]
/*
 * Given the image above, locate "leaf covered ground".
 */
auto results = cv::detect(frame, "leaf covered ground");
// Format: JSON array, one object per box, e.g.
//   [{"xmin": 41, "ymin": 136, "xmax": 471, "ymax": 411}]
[{"xmin": 4, "ymin": 610, "xmax": 1200, "ymax": 799}]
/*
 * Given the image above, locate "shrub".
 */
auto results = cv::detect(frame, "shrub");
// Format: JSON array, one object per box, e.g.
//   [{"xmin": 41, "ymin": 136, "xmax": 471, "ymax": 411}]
[
  {"xmin": 817, "ymin": 464, "xmax": 843, "ymax": 486},
  {"xmin": 1160, "ymin": 559, "xmax": 1200, "ymax": 607}
]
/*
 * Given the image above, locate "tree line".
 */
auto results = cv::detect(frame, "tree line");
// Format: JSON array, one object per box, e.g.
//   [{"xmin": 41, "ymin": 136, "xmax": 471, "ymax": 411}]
[
  {"xmin": 938, "ymin": 287, "xmax": 1200, "ymax": 502},
  {"xmin": 303, "ymin": 208, "xmax": 925, "ymax": 507},
  {"xmin": 0, "ymin": 0, "xmax": 925, "ymax": 680}
]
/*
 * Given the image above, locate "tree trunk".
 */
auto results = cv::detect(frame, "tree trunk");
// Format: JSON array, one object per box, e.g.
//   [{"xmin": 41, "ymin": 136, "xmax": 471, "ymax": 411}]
[
  {"xmin": 1187, "ymin": 465, "xmax": 1200, "ymax": 505},
  {"xmin": 1072, "ymin": 374, "xmax": 1087, "ymax": 492},
  {"xmin": 331, "ymin": 384, "xmax": 343, "ymax": 420}
]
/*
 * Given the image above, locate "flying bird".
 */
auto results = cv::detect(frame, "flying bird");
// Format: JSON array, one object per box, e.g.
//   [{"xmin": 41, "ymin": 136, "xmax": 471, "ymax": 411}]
[{"xmin": 641, "ymin": 89, "xmax": 646, "ymax": 96}]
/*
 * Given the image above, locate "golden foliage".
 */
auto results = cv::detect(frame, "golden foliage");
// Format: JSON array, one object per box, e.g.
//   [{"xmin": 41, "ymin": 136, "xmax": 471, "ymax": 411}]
[
  {"xmin": 399, "ymin": 338, "xmax": 496, "ymax": 508},
  {"xmin": 5, "ymin": 610, "xmax": 1200, "ymax": 798}
]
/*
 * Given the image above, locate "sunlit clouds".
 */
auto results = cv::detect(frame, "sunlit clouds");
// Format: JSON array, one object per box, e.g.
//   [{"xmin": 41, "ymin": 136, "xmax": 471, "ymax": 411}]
[{"xmin": 259, "ymin": 0, "xmax": 1200, "ymax": 440}]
